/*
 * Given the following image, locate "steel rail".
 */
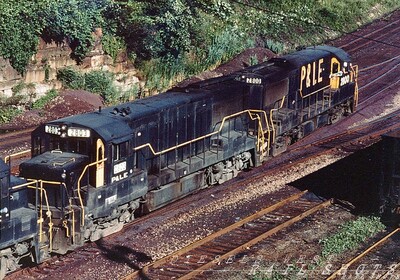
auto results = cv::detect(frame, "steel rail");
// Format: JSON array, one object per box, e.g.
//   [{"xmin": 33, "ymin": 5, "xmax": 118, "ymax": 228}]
[
  {"xmin": 121, "ymin": 190, "xmax": 333, "ymax": 280},
  {"xmin": 177, "ymin": 199, "xmax": 331, "ymax": 280},
  {"xmin": 325, "ymin": 227, "xmax": 400, "ymax": 280}
]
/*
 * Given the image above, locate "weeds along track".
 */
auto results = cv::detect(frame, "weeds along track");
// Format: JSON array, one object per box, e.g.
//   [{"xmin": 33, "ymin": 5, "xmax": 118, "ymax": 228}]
[
  {"xmin": 325, "ymin": 228, "xmax": 400, "ymax": 280},
  {"xmin": 121, "ymin": 190, "xmax": 331, "ymax": 280}
]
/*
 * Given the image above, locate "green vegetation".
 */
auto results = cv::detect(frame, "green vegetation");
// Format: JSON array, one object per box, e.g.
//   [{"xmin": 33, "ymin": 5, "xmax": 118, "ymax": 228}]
[
  {"xmin": 101, "ymin": 34, "xmax": 126, "ymax": 62},
  {"xmin": 250, "ymin": 216, "xmax": 386, "ymax": 280},
  {"xmin": 0, "ymin": 107, "xmax": 21, "ymax": 124},
  {"xmin": 0, "ymin": 86, "xmax": 60, "ymax": 124},
  {"xmin": 1, "ymin": 0, "xmax": 398, "ymax": 74},
  {"xmin": 32, "ymin": 89, "xmax": 59, "ymax": 110},
  {"xmin": 0, "ymin": 104, "xmax": 22, "ymax": 124},
  {"xmin": 0, "ymin": 93, "xmax": 24, "ymax": 124},
  {"xmin": 0, "ymin": 1, "xmax": 45, "ymax": 74},
  {"xmin": 319, "ymin": 215, "xmax": 385, "ymax": 258},
  {"xmin": 0, "ymin": 0, "xmax": 110, "ymax": 74},
  {"xmin": 57, "ymin": 67, "xmax": 137, "ymax": 104},
  {"xmin": 0, "ymin": 0, "xmax": 398, "ymax": 103}
]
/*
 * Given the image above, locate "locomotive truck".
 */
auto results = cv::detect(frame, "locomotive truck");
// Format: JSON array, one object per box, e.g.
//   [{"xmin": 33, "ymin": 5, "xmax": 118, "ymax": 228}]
[{"xmin": 1, "ymin": 45, "xmax": 358, "ymax": 276}]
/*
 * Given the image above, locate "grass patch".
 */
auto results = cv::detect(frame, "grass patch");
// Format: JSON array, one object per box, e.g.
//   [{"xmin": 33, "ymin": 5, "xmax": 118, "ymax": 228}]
[
  {"xmin": 319, "ymin": 215, "xmax": 385, "ymax": 258},
  {"xmin": 249, "ymin": 216, "xmax": 385, "ymax": 280},
  {"xmin": 32, "ymin": 89, "xmax": 58, "ymax": 109},
  {"xmin": 57, "ymin": 68, "xmax": 141, "ymax": 105}
]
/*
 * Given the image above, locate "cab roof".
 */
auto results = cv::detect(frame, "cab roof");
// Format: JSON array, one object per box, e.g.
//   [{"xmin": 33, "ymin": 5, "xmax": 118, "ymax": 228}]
[{"xmin": 44, "ymin": 90, "xmax": 208, "ymax": 142}]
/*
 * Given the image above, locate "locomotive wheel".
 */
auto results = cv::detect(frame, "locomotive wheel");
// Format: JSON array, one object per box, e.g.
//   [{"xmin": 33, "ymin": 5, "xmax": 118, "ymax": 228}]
[
  {"xmin": 0, "ymin": 253, "xmax": 19, "ymax": 277},
  {"xmin": 84, "ymin": 199, "xmax": 140, "ymax": 242},
  {"xmin": 205, "ymin": 152, "xmax": 252, "ymax": 186}
]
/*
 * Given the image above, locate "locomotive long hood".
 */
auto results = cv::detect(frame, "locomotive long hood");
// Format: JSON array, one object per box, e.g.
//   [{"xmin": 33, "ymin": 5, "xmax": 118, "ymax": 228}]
[{"xmin": 19, "ymin": 151, "xmax": 89, "ymax": 182}]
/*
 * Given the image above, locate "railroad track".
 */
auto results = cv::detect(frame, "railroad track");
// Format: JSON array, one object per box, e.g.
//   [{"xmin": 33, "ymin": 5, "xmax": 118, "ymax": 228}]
[
  {"xmin": 3, "ymin": 11, "xmax": 400, "ymax": 280},
  {"xmin": 339, "ymin": 18, "xmax": 400, "ymax": 54},
  {"xmin": 288, "ymin": 108, "xmax": 400, "ymax": 159},
  {"xmin": 0, "ymin": 128, "xmax": 32, "ymax": 163},
  {"xmin": 0, "ymin": 128, "xmax": 31, "ymax": 147},
  {"xmin": 8, "ymin": 114, "xmax": 397, "ymax": 279},
  {"xmin": 326, "ymin": 228, "xmax": 400, "ymax": 280},
  {"xmin": 121, "ymin": 190, "xmax": 331, "ymax": 280}
]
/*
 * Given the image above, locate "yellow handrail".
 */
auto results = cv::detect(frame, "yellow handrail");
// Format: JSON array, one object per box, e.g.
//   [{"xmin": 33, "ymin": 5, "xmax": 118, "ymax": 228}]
[
  {"xmin": 38, "ymin": 180, "xmax": 65, "ymax": 252},
  {"xmin": 269, "ymin": 96, "xmax": 286, "ymax": 145},
  {"xmin": 76, "ymin": 158, "xmax": 107, "ymax": 226},
  {"xmin": 134, "ymin": 109, "xmax": 271, "ymax": 156},
  {"xmin": 248, "ymin": 112, "xmax": 270, "ymax": 157},
  {"xmin": 4, "ymin": 149, "xmax": 30, "ymax": 164},
  {"xmin": 351, "ymin": 64, "xmax": 359, "ymax": 108},
  {"xmin": 21, "ymin": 180, "xmax": 53, "ymax": 251},
  {"xmin": 19, "ymin": 178, "xmax": 77, "ymax": 249}
]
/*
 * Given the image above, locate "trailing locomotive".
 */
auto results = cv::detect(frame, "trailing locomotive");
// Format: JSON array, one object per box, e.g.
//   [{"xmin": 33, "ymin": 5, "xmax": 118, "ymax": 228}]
[
  {"xmin": 1, "ymin": 45, "xmax": 358, "ymax": 275},
  {"xmin": 0, "ymin": 159, "xmax": 38, "ymax": 279}
]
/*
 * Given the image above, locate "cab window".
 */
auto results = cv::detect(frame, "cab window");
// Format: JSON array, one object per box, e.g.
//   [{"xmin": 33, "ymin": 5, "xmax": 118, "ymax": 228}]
[
  {"xmin": 49, "ymin": 138, "xmax": 88, "ymax": 154},
  {"xmin": 113, "ymin": 141, "xmax": 128, "ymax": 161}
]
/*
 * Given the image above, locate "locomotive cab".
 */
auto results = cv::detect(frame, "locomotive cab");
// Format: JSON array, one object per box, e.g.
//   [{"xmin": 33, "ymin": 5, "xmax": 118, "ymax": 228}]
[{"xmin": 19, "ymin": 117, "xmax": 148, "ymax": 254}]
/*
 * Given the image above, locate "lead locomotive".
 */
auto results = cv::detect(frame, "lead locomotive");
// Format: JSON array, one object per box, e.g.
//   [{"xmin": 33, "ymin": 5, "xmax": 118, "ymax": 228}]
[{"xmin": 1, "ymin": 45, "xmax": 358, "ymax": 275}]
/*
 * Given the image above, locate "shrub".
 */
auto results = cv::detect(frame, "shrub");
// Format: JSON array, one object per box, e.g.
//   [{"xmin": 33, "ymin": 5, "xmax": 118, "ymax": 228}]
[
  {"xmin": 264, "ymin": 39, "xmax": 284, "ymax": 54},
  {"xmin": 57, "ymin": 67, "xmax": 120, "ymax": 104},
  {"xmin": 57, "ymin": 67, "xmax": 85, "ymax": 89},
  {"xmin": 41, "ymin": 0, "xmax": 111, "ymax": 62},
  {"xmin": 83, "ymin": 70, "xmax": 118, "ymax": 103},
  {"xmin": 0, "ymin": 106, "xmax": 22, "ymax": 124},
  {"xmin": 32, "ymin": 89, "xmax": 58, "ymax": 109},
  {"xmin": 0, "ymin": 93, "xmax": 24, "ymax": 123},
  {"xmin": 101, "ymin": 34, "xmax": 126, "ymax": 62},
  {"xmin": 0, "ymin": 1, "xmax": 46, "ymax": 74}
]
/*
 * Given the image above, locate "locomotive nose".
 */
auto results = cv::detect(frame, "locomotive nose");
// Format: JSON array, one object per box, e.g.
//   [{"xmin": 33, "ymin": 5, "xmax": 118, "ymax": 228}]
[{"xmin": 19, "ymin": 151, "xmax": 89, "ymax": 182}]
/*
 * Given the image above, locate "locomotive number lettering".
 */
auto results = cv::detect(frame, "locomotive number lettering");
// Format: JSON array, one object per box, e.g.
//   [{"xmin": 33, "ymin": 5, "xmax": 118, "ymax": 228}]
[
  {"xmin": 105, "ymin": 194, "xmax": 117, "ymax": 206},
  {"xmin": 245, "ymin": 77, "xmax": 262, "ymax": 85},
  {"xmin": 113, "ymin": 161, "xmax": 127, "ymax": 174},
  {"xmin": 340, "ymin": 75, "xmax": 350, "ymax": 86},
  {"xmin": 300, "ymin": 58, "xmax": 324, "ymax": 89},
  {"xmin": 45, "ymin": 124, "xmax": 61, "ymax": 135},
  {"xmin": 67, "ymin": 127, "xmax": 91, "ymax": 138}
]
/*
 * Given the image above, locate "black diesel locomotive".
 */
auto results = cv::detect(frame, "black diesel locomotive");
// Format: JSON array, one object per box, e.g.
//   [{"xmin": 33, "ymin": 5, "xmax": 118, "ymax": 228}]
[
  {"xmin": 0, "ymin": 159, "xmax": 38, "ymax": 279},
  {"xmin": 1, "ymin": 45, "xmax": 358, "ymax": 275}
]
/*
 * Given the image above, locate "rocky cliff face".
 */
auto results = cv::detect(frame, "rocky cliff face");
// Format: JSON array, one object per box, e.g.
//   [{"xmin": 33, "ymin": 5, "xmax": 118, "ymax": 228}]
[{"xmin": 0, "ymin": 31, "xmax": 139, "ymax": 100}]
